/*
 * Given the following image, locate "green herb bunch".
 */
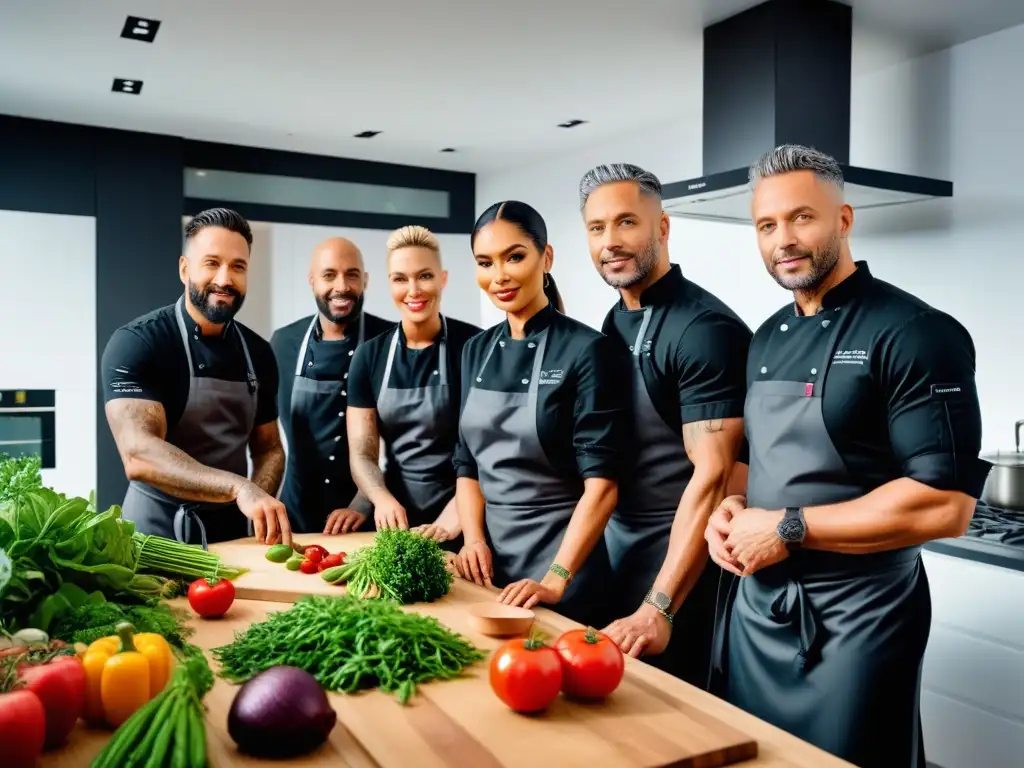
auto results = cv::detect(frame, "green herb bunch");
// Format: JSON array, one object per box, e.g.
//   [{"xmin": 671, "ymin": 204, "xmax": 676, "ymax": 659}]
[
  {"xmin": 212, "ymin": 594, "xmax": 485, "ymax": 705},
  {"xmin": 338, "ymin": 528, "xmax": 453, "ymax": 604}
]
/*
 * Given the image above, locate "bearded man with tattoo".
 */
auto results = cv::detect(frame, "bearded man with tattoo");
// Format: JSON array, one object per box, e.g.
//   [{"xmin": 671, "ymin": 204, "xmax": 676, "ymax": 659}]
[{"xmin": 101, "ymin": 208, "xmax": 290, "ymax": 547}]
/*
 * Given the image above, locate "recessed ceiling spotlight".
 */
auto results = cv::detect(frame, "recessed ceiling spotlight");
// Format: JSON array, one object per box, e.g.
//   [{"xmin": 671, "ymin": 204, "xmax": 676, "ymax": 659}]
[
  {"xmin": 120, "ymin": 16, "xmax": 161, "ymax": 43},
  {"xmin": 439, "ymin": 147, "xmax": 456, "ymax": 153},
  {"xmin": 112, "ymin": 78, "xmax": 143, "ymax": 95},
  {"xmin": 557, "ymin": 119, "xmax": 587, "ymax": 129},
  {"xmin": 354, "ymin": 130, "xmax": 381, "ymax": 139}
]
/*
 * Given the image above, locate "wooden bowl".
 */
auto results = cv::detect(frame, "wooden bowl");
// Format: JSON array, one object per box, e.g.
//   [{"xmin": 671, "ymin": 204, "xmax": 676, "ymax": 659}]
[{"xmin": 467, "ymin": 603, "xmax": 535, "ymax": 637}]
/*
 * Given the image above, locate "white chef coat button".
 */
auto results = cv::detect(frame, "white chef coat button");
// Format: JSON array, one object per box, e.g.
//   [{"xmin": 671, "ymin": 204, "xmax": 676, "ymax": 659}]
[
  {"xmin": 193, "ymin": 334, "xmax": 198, "ymax": 340},
  {"xmin": 499, "ymin": 341, "xmax": 506, "ymax": 348},
  {"xmin": 432, "ymin": 370, "xmax": 438, "ymax": 375},
  {"xmin": 334, "ymin": 435, "xmax": 341, "ymax": 442},
  {"xmin": 811, "ymin": 368, "xmax": 818, "ymax": 375},
  {"xmin": 198, "ymin": 363, "xmax": 205, "ymax": 370},
  {"xmin": 329, "ymin": 455, "xmax": 335, "ymax": 461},
  {"xmin": 344, "ymin": 373, "xmax": 348, "ymax": 379},
  {"xmin": 521, "ymin": 379, "xmax": 529, "ymax": 385},
  {"xmin": 307, "ymin": 361, "xmax": 313, "ymax": 368},
  {"xmin": 476, "ymin": 377, "xmax": 482, "ymax": 382},
  {"xmin": 325, "ymin": 479, "xmax": 330, "ymax": 484},
  {"xmin": 528, "ymin": 342, "xmax": 536, "ymax": 349},
  {"xmin": 342, "ymin": 390, "xmax": 347, "ymax": 396},
  {"xmin": 760, "ymin": 366, "xmax": 768, "ymax": 374},
  {"xmin": 338, "ymin": 411, "xmax": 344, "ymax": 418},
  {"xmin": 348, "ymin": 350, "xmax": 354, "ymax": 356},
  {"xmin": 629, "ymin": 345, "xmax": 634, "ymax": 352},
  {"xmin": 780, "ymin": 323, "xmax": 789, "ymax": 332}
]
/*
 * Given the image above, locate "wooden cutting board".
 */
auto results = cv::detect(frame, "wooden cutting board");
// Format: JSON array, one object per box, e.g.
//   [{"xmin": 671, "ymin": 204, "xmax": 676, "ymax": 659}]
[{"xmin": 207, "ymin": 534, "xmax": 760, "ymax": 768}]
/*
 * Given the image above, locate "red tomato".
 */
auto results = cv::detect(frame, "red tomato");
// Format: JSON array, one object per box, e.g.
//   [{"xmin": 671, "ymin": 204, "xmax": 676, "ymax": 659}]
[
  {"xmin": 299, "ymin": 558, "xmax": 319, "ymax": 574},
  {"xmin": 187, "ymin": 577, "xmax": 236, "ymax": 618},
  {"xmin": 304, "ymin": 545, "xmax": 329, "ymax": 564},
  {"xmin": 489, "ymin": 637, "xmax": 563, "ymax": 713},
  {"xmin": 553, "ymin": 627, "xmax": 624, "ymax": 700},
  {"xmin": 18, "ymin": 655, "xmax": 87, "ymax": 749},
  {"xmin": 317, "ymin": 553, "xmax": 343, "ymax": 572},
  {"xmin": 0, "ymin": 690, "xmax": 46, "ymax": 767}
]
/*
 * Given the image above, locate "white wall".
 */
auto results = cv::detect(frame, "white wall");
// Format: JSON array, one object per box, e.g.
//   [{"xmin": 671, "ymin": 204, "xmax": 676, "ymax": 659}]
[
  {"xmin": 243, "ymin": 223, "xmax": 477, "ymax": 339},
  {"xmin": 0, "ymin": 210, "xmax": 97, "ymax": 497},
  {"xmin": 476, "ymin": 21, "xmax": 1024, "ymax": 768}
]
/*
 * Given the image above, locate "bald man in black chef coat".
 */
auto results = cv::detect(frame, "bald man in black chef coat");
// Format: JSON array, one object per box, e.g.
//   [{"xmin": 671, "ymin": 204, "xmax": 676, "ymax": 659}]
[
  {"xmin": 270, "ymin": 237, "xmax": 393, "ymax": 534},
  {"xmin": 707, "ymin": 144, "xmax": 991, "ymax": 768}
]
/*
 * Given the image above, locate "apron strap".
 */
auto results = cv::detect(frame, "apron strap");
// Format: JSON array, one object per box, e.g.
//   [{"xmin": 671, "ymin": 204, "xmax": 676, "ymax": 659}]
[
  {"xmin": 631, "ymin": 306, "xmax": 654, "ymax": 357},
  {"xmin": 294, "ymin": 316, "xmax": 319, "ymax": 376},
  {"xmin": 439, "ymin": 315, "xmax": 449, "ymax": 386},
  {"xmin": 235, "ymin": 324, "xmax": 258, "ymax": 396},
  {"xmin": 378, "ymin": 326, "xmax": 402, "ymax": 410},
  {"xmin": 174, "ymin": 296, "xmax": 196, "ymax": 403},
  {"xmin": 380, "ymin": 315, "xmax": 451, "ymax": 408},
  {"xmin": 173, "ymin": 505, "xmax": 209, "ymax": 550}
]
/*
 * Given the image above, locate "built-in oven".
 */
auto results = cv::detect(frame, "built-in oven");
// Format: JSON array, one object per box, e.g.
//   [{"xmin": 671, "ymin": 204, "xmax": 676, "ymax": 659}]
[{"xmin": 0, "ymin": 390, "xmax": 55, "ymax": 468}]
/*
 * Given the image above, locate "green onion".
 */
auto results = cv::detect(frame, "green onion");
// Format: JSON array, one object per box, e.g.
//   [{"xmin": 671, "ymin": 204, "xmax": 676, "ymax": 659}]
[{"xmin": 133, "ymin": 534, "xmax": 248, "ymax": 581}]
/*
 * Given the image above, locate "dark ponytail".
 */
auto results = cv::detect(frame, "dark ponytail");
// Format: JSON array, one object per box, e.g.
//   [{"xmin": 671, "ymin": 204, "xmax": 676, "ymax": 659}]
[{"xmin": 472, "ymin": 200, "xmax": 564, "ymax": 312}]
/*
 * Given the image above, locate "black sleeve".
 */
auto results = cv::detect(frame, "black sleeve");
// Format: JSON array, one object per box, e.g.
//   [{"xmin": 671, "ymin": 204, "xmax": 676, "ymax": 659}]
[
  {"xmin": 675, "ymin": 314, "xmax": 751, "ymax": 424},
  {"xmin": 882, "ymin": 311, "xmax": 990, "ymax": 497},
  {"xmin": 452, "ymin": 339, "xmax": 479, "ymax": 480},
  {"xmin": 572, "ymin": 334, "xmax": 628, "ymax": 480},
  {"xmin": 347, "ymin": 342, "xmax": 378, "ymax": 409},
  {"xmin": 252, "ymin": 337, "xmax": 279, "ymax": 425},
  {"xmin": 100, "ymin": 328, "xmax": 167, "ymax": 406}
]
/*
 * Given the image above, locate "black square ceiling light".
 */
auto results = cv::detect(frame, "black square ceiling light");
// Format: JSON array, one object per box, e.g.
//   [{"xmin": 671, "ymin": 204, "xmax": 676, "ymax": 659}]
[
  {"xmin": 112, "ymin": 78, "xmax": 143, "ymax": 95},
  {"xmin": 558, "ymin": 119, "xmax": 587, "ymax": 128},
  {"xmin": 354, "ymin": 130, "xmax": 381, "ymax": 138},
  {"xmin": 121, "ymin": 16, "xmax": 161, "ymax": 43}
]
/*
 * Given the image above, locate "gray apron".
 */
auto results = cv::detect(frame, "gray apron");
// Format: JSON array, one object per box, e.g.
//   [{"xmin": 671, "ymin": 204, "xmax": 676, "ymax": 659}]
[
  {"xmin": 280, "ymin": 316, "xmax": 366, "ymax": 533},
  {"xmin": 716, "ymin": 304, "xmax": 929, "ymax": 768},
  {"xmin": 459, "ymin": 330, "xmax": 611, "ymax": 627},
  {"xmin": 377, "ymin": 318, "xmax": 459, "ymax": 546},
  {"xmin": 121, "ymin": 295, "xmax": 257, "ymax": 547},
  {"xmin": 605, "ymin": 306, "xmax": 721, "ymax": 686}
]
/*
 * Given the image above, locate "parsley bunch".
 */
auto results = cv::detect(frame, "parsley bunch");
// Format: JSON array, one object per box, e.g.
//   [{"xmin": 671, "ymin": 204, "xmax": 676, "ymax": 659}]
[{"xmin": 340, "ymin": 528, "xmax": 453, "ymax": 604}]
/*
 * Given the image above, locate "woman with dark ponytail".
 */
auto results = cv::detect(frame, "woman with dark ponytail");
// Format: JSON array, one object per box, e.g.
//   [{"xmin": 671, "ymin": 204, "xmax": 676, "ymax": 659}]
[{"xmin": 451, "ymin": 200, "xmax": 625, "ymax": 626}]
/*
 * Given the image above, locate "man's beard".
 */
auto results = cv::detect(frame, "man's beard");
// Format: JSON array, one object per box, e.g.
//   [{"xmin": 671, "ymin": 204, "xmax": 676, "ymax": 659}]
[
  {"xmin": 598, "ymin": 234, "xmax": 660, "ymax": 289},
  {"xmin": 188, "ymin": 280, "xmax": 244, "ymax": 324},
  {"xmin": 768, "ymin": 234, "xmax": 841, "ymax": 292},
  {"xmin": 316, "ymin": 291, "xmax": 363, "ymax": 325}
]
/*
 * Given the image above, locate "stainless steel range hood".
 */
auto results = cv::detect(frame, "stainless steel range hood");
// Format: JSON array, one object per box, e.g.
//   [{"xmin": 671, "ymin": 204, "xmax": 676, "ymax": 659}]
[{"xmin": 662, "ymin": 0, "xmax": 953, "ymax": 225}]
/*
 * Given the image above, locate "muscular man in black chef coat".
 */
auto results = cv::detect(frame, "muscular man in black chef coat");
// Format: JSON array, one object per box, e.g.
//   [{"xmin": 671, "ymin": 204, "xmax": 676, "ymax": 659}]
[
  {"xmin": 270, "ymin": 237, "xmax": 393, "ymax": 534},
  {"xmin": 707, "ymin": 144, "xmax": 991, "ymax": 768},
  {"xmin": 579, "ymin": 163, "xmax": 751, "ymax": 688},
  {"xmin": 102, "ymin": 208, "xmax": 290, "ymax": 546}
]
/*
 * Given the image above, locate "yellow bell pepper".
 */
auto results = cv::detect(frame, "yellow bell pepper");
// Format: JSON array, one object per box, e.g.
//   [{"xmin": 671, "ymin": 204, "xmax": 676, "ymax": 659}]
[{"xmin": 81, "ymin": 621, "xmax": 174, "ymax": 727}]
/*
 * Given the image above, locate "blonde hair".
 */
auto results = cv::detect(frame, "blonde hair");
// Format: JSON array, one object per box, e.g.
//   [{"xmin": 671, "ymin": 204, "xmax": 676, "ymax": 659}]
[{"xmin": 386, "ymin": 225, "xmax": 441, "ymax": 264}]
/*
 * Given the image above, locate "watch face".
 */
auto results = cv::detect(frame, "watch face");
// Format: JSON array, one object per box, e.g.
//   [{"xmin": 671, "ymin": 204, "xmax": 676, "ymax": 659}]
[
  {"xmin": 650, "ymin": 591, "xmax": 671, "ymax": 610},
  {"xmin": 778, "ymin": 517, "xmax": 805, "ymax": 542}
]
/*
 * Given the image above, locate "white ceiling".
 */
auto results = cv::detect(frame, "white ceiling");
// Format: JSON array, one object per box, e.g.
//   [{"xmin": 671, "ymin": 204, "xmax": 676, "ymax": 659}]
[{"xmin": 1, "ymin": 0, "xmax": 1023, "ymax": 174}]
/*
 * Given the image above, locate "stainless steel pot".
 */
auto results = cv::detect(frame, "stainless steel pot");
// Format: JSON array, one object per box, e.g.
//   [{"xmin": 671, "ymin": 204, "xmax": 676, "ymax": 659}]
[{"xmin": 979, "ymin": 420, "xmax": 1024, "ymax": 511}]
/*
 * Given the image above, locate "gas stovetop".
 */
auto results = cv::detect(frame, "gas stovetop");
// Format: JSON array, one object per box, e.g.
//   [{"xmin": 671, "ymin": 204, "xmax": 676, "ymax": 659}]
[{"xmin": 965, "ymin": 501, "xmax": 1024, "ymax": 547}]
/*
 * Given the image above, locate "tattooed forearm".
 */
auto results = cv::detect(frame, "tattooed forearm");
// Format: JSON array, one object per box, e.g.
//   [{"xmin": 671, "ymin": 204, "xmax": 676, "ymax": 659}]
[
  {"xmin": 682, "ymin": 419, "xmax": 725, "ymax": 454},
  {"xmin": 249, "ymin": 422, "xmax": 285, "ymax": 496},
  {"xmin": 105, "ymin": 398, "xmax": 245, "ymax": 503},
  {"xmin": 346, "ymin": 407, "xmax": 389, "ymax": 503}
]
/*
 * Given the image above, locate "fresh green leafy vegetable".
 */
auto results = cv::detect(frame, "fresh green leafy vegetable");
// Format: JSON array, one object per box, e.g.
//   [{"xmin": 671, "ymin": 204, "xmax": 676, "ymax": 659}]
[
  {"xmin": 211, "ymin": 594, "xmax": 485, "ymax": 705},
  {"xmin": 332, "ymin": 528, "xmax": 453, "ymax": 603},
  {"xmin": 50, "ymin": 596, "xmax": 194, "ymax": 648},
  {"xmin": 0, "ymin": 453, "xmax": 42, "ymax": 503}
]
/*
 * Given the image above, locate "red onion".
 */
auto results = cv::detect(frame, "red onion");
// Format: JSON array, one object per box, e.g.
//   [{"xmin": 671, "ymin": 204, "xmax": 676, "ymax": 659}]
[{"xmin": 227, "ymin": 666, "xmax": 337, "ymax": 758}]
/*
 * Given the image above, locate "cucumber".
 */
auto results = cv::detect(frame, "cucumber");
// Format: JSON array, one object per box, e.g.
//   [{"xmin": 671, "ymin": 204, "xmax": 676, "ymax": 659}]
[
  {"xmin": 285, "ymin": 556, "xmax": 304, "ymax": 571},
  {"xmin": 265, "ymin": 544, "xmax": 294, "ymax": 563},
  {"xmin": 320, "ymin": 565, "xmax": 348, "ymax": 583}
]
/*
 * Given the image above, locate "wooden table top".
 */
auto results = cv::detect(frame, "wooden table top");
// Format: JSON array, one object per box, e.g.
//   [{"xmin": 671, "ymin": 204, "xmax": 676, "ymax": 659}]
[{"xmin": 41, "ymin": 532, "xmax": 854, "ymax": 768}]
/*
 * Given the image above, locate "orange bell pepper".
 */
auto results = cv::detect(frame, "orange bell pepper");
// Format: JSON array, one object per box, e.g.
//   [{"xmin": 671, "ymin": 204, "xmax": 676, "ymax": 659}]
[{"xmin": 81, "ymin": 622, "xmax": 174, "ymax": 728}]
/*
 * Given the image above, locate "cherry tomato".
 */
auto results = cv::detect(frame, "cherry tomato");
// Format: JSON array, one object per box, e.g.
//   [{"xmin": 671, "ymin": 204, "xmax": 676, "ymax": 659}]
[
  {"xmin": 304, "ymin": 545, "xmax": 329, "ymax": 564},
  {"xmin": 299, "ymin": 558, "xmax": 319, "ymax": 574},
  {"xmin": 18, "ymin": 656, "xmax": 87, "ymax": 749},
  {"xmin": 553, "ymin": 626, "xmax": 625, "ymax": 700},
  {"xmin": 317, "ymin": 553, "xmax": 343, "ymax": 572},
  {"xmin": 0, "ymin": 689, "xmax": 46, "ymax": 768},
  {"xmin": 489, "ymin": 636, "xmax": 562, "ymax": 713},
  {"xmin": 187, "ymin": 577, "xmax": 236, "ymax": 618}
]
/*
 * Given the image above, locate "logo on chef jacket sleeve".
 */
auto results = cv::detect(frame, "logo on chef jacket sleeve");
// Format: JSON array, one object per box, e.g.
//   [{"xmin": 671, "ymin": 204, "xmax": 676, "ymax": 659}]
[
  {"xmin": 930, "ymin": 383, "xmax": 964, "ymax": 400},
  {"xmin": 539, "ymin": 369, "xmax": 564, "ymax": 385}
]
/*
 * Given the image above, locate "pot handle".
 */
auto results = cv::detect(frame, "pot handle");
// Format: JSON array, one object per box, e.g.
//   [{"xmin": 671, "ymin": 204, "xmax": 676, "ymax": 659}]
[{"xmin": 1017, "ymin": 420, "xmax": 1024, "ymax": 453}]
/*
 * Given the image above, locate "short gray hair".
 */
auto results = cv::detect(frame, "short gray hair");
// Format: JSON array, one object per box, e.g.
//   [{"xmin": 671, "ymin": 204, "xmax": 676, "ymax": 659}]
[
  {"xmin": 748, "ymin": 144, "xmax": 844, "ymax": 192},
  {"xmin": 579, "ymin": 163, "xmax": 662, "ymax": 211}
]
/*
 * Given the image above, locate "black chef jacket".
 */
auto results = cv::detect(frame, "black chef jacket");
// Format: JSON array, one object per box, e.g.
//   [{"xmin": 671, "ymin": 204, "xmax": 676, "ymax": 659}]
[
  {"xmin": 101, "ymin": 301, "xmax": 279, "ymax": 426},
  {"xmin": 749, "ymin": 261, "xmax": 989, "ymax": 497},
  {"xmin": 601, "ymin": 263, "xmax": 752, "ymax": 441},
  {"xmin": 348, "ymin": 315, "xmax": 483, "ymax": 409},
  {"xmin": 270, "ymin": 311, "xmax": 393, "ymax": 524},
  {"xmin": 453, "ymin": 303, "xmax": 627, "ymax": 487}
]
